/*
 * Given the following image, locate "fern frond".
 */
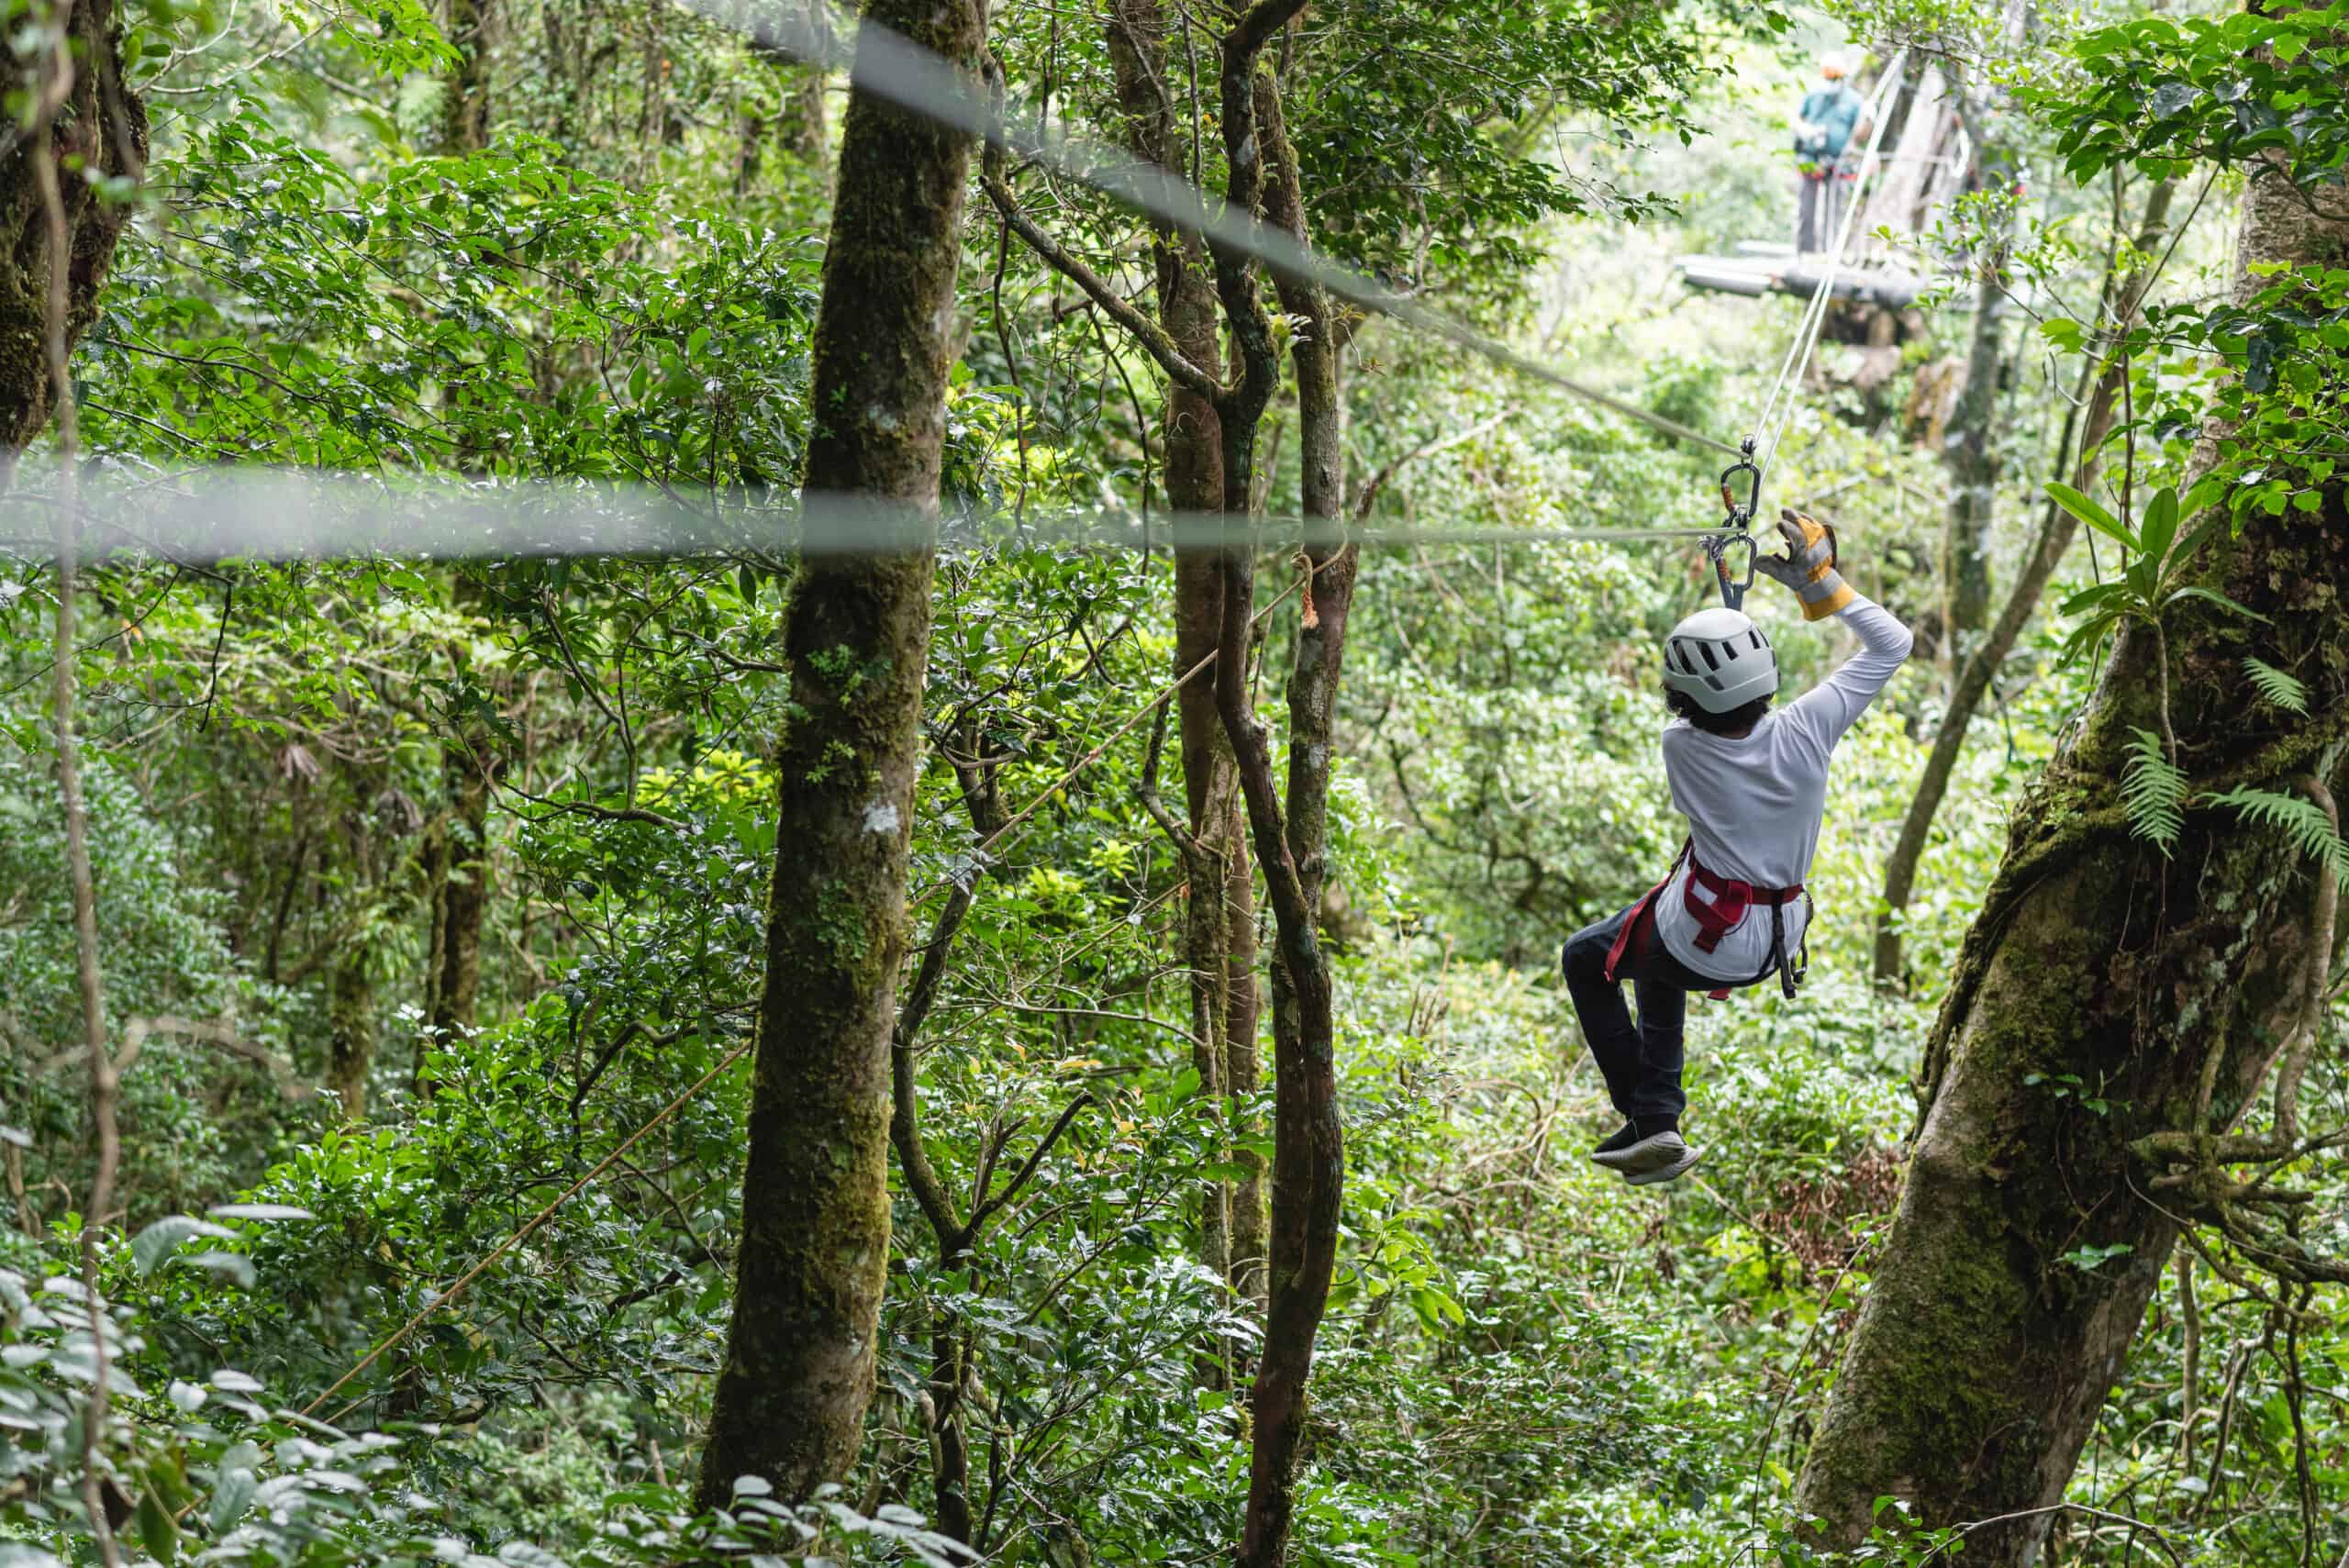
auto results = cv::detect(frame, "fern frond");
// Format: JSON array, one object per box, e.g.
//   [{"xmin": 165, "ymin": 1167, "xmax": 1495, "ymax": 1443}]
[
  {"xmin": 2242, "ymin": 657, "xmax": 2309, "ymax": 715},
  {"xmin": 2121, "ymin": 727, "xmax": 2187, "ymax": 856},
  {"xmin": 2201, "ymin": 786, "xmax": 2349, "ymax": 878}
]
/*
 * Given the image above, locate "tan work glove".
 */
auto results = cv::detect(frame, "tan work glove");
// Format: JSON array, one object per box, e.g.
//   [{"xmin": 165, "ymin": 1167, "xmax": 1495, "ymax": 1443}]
[{"xmin": 1755, "ymin": 507, "xmax": 1854, "ymax": 620}]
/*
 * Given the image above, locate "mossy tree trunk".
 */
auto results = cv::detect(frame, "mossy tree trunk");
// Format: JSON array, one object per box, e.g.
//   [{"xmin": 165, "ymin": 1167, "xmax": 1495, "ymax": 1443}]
[
  {"xmin": 696, "ymin": 0, "xmax": 988, "ymax": 1509},
  {"xmin": 0, "ymin": 0, "xmax": 145, "ymax": 450},
  {"xmin": 328, "ymin": 767, "xmax": 390, "ymax": 1120},
  {"xmin": 427, "ymin": 0, "xmax": 497, "ymax": 1049},
  {"xmin": 1795, "ymin": 153, "xmax": 2349, "ymax": 1563},
  {"xmin": 1876, "ymin": 178, "xmax": 2177, "ymax": 987}
]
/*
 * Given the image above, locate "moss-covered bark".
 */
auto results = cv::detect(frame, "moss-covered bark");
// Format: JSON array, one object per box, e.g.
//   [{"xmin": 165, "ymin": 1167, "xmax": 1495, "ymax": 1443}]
[
  {"xmin": 1795, "ymin": 144, "xmax": 2349, "ymax": 1564},
  {"xmin": 0, "ymin": 0, "xmax": 145, "ymax": 450},
  {"xmin": 695, "ymin": 0, "xmax": 987, "ymax": 1510},
  {"xmin": 425, "ymin": 762, "xmax": 490, "ymax": 1044}
]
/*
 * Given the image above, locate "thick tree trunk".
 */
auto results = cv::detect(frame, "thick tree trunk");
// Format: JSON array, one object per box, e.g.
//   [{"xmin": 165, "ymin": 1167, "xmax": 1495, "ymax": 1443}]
[
  {"xmin": 0, "ymin": 0, "xmax": 145, "ymax": 449},
  {"xmin": 696, "ymin": 0, "xmax": 986, "ymax": 1509},
  {"xmin": 1875, "ymin": 179, "xmax": 2177, "ymax": 987},
  {"xmin": 1105, "ymin": 0, "xmax": 1266, "ymax": 1313},
  {"xmin": 1231, "ymin": 56, "xmax": 1348, "ymax": 1568},
  {"xmin": 1797, "ymin": 157, "xmax": 2349, "ymax": 1562}
]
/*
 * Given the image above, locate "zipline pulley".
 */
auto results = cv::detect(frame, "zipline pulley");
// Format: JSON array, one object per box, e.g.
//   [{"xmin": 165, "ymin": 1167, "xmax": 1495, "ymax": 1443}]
[{"xmin": 1709, "ymin": 439, "xmax": 1762, "ymax": 610}]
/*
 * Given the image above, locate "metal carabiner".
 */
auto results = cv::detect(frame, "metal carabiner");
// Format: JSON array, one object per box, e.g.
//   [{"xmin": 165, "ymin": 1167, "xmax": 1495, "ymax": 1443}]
[
  {"xmin": 1709, "ymin": 531, "xmax": 1757, "ymax": 611},
  {"xmin": 1718, "ymin": 439, "xmax": 1762, "ymax": 529}
]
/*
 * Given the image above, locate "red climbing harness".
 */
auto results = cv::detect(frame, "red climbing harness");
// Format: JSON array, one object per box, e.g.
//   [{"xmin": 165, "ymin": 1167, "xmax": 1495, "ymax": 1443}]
[
  {"xmin": 1602, "ymin": 839, "xmax": 1810, "ymax": 1001},
  {"xmin": 1684, "ymin": 858, "xmax": 1806, "ymax": 954}
]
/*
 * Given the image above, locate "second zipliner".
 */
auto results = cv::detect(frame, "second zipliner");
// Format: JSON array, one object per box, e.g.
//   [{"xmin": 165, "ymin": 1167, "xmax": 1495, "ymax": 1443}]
[{"xmin": 1562, "ymin": 511, "xmax": 1916, "ymax": 1188}]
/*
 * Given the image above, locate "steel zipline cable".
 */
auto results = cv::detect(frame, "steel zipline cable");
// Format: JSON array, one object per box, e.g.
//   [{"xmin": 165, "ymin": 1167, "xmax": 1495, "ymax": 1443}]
[
  {"xmin": 0, "ymin": 7, "xmax": 1926, "ymax": 571},
  {"xmin": 262, "ymin": 15, "xmax": 1927, "ymax": 1413}
]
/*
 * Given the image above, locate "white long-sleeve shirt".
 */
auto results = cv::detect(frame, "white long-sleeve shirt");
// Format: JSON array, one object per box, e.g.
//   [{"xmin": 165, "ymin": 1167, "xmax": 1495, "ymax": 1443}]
[{"xmin": 1652, "ymin": 595, "xmax": 1914, "ymax": 983}]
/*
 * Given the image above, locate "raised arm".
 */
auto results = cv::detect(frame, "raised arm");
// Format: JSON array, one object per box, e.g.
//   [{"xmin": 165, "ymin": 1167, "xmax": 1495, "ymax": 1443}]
[
  {"xmin": 1786, "ymin": 595, "xmax": 1914, "ymax": 751},
  {"xmin": 1754, "ymin": 508, "xmax": 1914, "ymax": 753}
]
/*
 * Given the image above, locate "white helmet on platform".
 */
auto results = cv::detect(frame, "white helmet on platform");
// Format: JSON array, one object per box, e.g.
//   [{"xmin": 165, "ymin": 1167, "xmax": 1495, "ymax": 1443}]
[{"xmin": 1662, "ymin": 606, "xmax": 1778, "ymax": 714}]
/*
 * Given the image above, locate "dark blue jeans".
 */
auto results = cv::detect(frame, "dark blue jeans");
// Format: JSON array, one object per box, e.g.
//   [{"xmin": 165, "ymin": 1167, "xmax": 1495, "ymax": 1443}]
[{"xmin": 1562, "ymin": 901, "xmax": 1718, "ymax": 1132}]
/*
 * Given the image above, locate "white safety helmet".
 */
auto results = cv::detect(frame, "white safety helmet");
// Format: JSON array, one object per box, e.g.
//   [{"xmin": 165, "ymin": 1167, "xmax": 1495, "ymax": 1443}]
[{"xmin": 1662, "ymin": 606, "xmax": 1779, "ymax": 714}]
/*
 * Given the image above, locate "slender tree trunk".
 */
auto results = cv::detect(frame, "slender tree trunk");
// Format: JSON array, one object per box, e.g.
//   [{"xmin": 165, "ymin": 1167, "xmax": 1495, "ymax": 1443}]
[
  {"xmin": 1796, "ymin": 153, "xmax": 2349, "ymax": 1563},
  {"xmin": 782, "ymin": 60, "xmax": 829, "ymax": 162},
  {"xmin": 1942, "ymin": 245, "xmax": 2007, "ymax": 642},
  {"xmin": 0, "ymin": 0, "xmax": 145, "ymax": 449},
  {"xmin": 440, "ymin": 0, "xmax": 495, "ymax": 154},
  {"xmin": 328, "ymin": 777, "xmax": 384, "ymax": 1120},
  {"xmin": 427, "ymin": 0, "xmax": 497, "ymax": 1044},
  {"xmin": 1875, "ymin": 179, "xmax": 2176, "ymax": 987},
  {"xmin": 426, "ymin": 753, "xmax": 490, "ymax": 1043},
  {"xmin": 1105, "ymin": 0, "xmax": 1265, "ymax": 1314},
  {"xmin": 328, "ymin": 949, "xmax": 376, "ymax": 1120},
  {"xmin": 1230, "ymin": 48, "xmax": 1349, "ymax": 1568},
  {"xmin": 696, "ymin": 0, "xmax": 987, "ymax": 1508}
]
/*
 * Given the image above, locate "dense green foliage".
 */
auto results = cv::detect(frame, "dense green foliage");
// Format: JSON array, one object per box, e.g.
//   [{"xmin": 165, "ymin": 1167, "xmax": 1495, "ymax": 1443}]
[{"xmin": 0, "ymin": 0, "xmax": 2344, "ymax": 1562}]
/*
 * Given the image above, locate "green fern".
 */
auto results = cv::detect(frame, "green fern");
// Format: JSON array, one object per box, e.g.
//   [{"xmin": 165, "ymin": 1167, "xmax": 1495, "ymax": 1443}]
[
  {"xmin": 2242, "ymin": 657, "xmax": 2309, "ymax": 714},
  {"xmin": 2201, "ymin": 786, "xmax": 2349, "ymax": 877},
  {"xmin": 2121, "ymin": 728, "xmax": 2187, "ymax": 855}
]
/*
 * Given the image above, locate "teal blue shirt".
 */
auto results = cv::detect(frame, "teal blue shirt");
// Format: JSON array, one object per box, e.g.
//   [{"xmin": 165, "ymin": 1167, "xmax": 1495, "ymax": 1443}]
[{"xmin": 1796, "ymin": 84, "xmax": 1863, "ymax": 160}]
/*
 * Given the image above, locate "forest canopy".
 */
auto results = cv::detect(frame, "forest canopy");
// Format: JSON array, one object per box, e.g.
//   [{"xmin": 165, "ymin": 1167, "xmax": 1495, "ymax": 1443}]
[{"xmin": 0, "ymin": 0, "xmax": 2345, "ymax": 1564}]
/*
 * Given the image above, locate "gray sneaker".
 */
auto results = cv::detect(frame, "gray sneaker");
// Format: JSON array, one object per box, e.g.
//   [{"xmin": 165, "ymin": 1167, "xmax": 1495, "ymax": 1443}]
[{"xmin": 1605, "ymin": 1129, "xmax": 1704, "ymax": 1186}]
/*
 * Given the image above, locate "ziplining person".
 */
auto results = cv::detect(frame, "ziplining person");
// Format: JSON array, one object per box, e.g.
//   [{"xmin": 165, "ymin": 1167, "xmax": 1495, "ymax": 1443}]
[
  {"xmin": 1792, "ymin": 50, "xmax": 1868, "ymax": 256},
  {"xmin": 1562, "ymin": 510, "xmax": 1914, "ymax": 1187}
]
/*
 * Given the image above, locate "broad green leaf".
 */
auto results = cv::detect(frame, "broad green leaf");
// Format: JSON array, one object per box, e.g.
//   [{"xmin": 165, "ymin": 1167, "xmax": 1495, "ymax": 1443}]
[
  {"xmin": 209, "ymin": 1466, "xmax": 258, "ymax": 1535},
  {"xmin": 2165, "ymin": 585, "xmax": 2270, "ymax": 621},
  {"xmin": 135, "ymin": 1490, "xmax": 178, "ymax": 1565},
  {"xmin": 2139, "ymin": 485, "xmax": 2179, "ymax": 563},
  {"xmin": 130, "ymin": 1216, "xmax": 237, "ymax": 1275},
  {"xmin": 207, "ymin": 1203, "xmax": 315, "ymax": 1222},
  {"xmin": 2045, "ymin": 482, "xmax": 2139, "ymax": 552},
  {"xmin": 2057, "ymin": 583, "xmax": 2126, "ymax": 616}
]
